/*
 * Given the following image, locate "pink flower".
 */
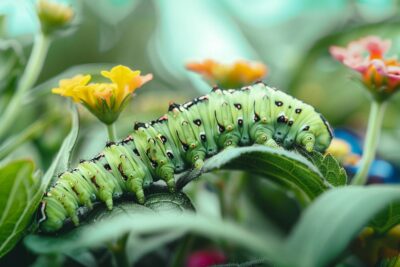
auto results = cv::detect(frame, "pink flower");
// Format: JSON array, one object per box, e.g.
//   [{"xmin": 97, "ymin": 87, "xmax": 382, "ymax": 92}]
[
  {"xmin": 330, "ymin": 36, "xmax": 400, "ymax": 100},
  {"xmin": 186, "ymin": 249, "xmax": 226, "ymax": 267}
]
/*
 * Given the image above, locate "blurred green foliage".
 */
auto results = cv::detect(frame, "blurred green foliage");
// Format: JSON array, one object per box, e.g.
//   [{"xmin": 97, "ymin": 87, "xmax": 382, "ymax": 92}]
[{"xmin": 1, "ymin": 0, "xmax": 400, "ymax": 266}]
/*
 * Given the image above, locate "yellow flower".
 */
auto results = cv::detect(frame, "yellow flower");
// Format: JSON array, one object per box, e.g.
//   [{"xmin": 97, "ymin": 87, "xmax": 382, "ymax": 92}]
[
  {"xmin": 101, "ymin": 65, "xmax": 153, "ymax": 106},
  {"xmin": 52, "ymin": 65, "xmax": 153, "ymax": 124},
  {"xmin": 186, "ymin": 59, "xmax": 268, "ymax": 89},
  {"xmin": 52, "ymin": 75, "xmax": 91, "ymax": 102},
  {"xmin": 326, "ymin": 138, "xmax": 362, "ymax": 167},
  {"xmin": 37, "ymin": 0, "xmax": 74, "ymax": 35},
  {"xmin": 326, "ymin": 138, "xmax": 351, "ymax": 160}
]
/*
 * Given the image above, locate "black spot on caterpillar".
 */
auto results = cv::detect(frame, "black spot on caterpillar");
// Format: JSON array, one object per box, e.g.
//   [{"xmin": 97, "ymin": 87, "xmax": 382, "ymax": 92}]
[{"xmin": 38, "ymin": 83, "xmax": 333, "ymax": 233}]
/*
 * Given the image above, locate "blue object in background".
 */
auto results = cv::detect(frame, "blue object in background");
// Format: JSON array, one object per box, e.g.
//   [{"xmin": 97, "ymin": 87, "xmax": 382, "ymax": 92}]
[{"xmin": 334, "ymin": 128, "xmax": 398, "ymax": 184}]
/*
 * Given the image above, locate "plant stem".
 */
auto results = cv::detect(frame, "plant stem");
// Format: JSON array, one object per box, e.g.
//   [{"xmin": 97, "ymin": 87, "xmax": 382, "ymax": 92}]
[
  {"xmin": 0, "ymin": 33, "xmax": 50, "ymax": 140},
  {"xmin": 351, "ymin": 101, "xmax": 387, "ymax": 185},
  {"xmin": 106, "ymin": 123, "xmax": 117, "ymax": 142},
  {"xmin": 110, "ymin": 234, "xmax": 129, "ymax": 267},
  {"xmin": 169, "ymin": 235, "xmax": 193, "ymax": 267}
]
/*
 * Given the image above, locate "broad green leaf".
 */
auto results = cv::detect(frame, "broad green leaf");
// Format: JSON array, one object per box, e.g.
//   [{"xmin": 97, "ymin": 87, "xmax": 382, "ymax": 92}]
[
  {"xmin": 144, "ymin": 191, "xmax": 195, "ymax": 212},
  {"xmin": 0, "ymin": 160, "xmax": 40, "ymax": 258},
  {"xmin": 25, "ymin": 213, "xmax": 277, "ymax": 257},
  {"xmin": 84, "ymin": 192, "xmax": 194, "ymax": 224},
  {"xmin": 177, "ymin": 146, "xmax": 332, "ymax": 200},
  {"xmin": 301, "ymin": 151, "xmax": 348, "ymax": 186},
  {"xmin": 283, "ymin": 185, "xmax": 400, "ymax": 267},
  {"xmin": 24, "ymin": 192, "xmax": 280, "ymax": 258},
  {"xmin": 0, "ymin": 102, "xmax": 79, "ymax": 258}
]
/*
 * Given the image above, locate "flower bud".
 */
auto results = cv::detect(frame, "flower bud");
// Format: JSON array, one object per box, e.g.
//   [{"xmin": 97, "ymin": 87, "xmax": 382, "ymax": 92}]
[{"xmin": 37, "ymin": 0, "xmax": 74, "ymax": 35}]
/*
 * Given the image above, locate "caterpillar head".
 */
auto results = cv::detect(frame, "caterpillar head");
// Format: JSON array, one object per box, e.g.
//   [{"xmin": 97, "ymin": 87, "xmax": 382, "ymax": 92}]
[{"xmin": 314, "ymin": 115, "xmax": 334, "ymax": 152}]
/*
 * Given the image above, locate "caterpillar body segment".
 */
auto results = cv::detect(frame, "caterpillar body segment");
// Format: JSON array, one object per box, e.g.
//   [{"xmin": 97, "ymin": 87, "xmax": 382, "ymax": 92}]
[
  {"xmin": 150, "ymin": 118, "xmax": 186, "ymax": 172},
  {"xmin": 39, "ymin": 83, "xmax": 333, "ymax": 233}
]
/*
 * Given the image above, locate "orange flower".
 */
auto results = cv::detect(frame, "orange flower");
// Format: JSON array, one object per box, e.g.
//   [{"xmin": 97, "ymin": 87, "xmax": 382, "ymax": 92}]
[
  {"xmin": 52, "ymin": 65, "xmax": 153, "ymax": 124},
  {"xmin": 330, "ymin": 36, "xmax": 400, "ymax": 101},
  {"xmin": 186, "ymin": 59, "xmax": 267, "ymax": 89}
]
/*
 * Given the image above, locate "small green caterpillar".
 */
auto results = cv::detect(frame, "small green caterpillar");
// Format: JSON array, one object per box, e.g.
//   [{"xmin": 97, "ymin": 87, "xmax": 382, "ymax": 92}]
[{"xmin": 38, "ymin": 83, "xmax": 333, "ymax": 233}]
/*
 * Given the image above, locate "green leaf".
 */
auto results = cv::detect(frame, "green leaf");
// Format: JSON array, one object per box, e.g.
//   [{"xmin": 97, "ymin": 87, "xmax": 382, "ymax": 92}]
[
  {"xmin": 40, "ymin": 103, "xmax": 79, "ymax": 189},
  {"xmin": 282, "ymin": 185, "xmax": 400, "ymax": 267},
  {"xmin": 0, "ymin": 39, "xmax": 25, "ymax": 93},
  {"xmin": 144, "ymin": 191, "xmax": 195, "ymax": 212},
  {"xmin": 178, "ymin": 146, "xmax": 332, "ymax": 200},
  {"xmin": 0, "ymin": 160, "xmax": 40, "ymax": 258},
  {"xmin": 301, "ymin": 151, "xmax": 348, "ymax": 186},
  {"xmin": 126, "ymin": 230, "xmax": 186, "ymax": 266},
  {"xmin": 369, "ymin": 203, "xmax": 400, "ymax": 234},
  {"xmin": 24, "ymin": 192, "xmax": 280, "ymax": 258},
  {"xmin": 0, "ymin": 102, "xmax": 79, "ymax": 258}
]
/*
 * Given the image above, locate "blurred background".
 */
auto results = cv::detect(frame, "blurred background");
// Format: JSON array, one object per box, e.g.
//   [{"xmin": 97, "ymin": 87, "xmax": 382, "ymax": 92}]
[
  {"xmin": 1, "ymin": 0, "xmax": 399, "ymax": 164},
  {"xmin": 1, "ymin": 0, "xmax": 400, "ymax": 266}
]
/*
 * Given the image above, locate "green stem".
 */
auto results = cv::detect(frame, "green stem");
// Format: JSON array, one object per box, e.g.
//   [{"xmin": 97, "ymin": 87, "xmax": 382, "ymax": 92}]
[
  {"xmin": 106, "ymin": 123, "xmax": 117, "ymax": 142},
  {"xmin": 351, "ymin": 101, "xmax": 387, "ymax": 185},
  {"xmin": 169, "ymin": 235, "xmax": 194, "ymax": 267},
  {"xmin": 110, "ymin": 234, "xmax": 129, "ymax": 267},
  {"xmin": 0, "ymin": 33, "xmax": 50, "ymax": 140}
]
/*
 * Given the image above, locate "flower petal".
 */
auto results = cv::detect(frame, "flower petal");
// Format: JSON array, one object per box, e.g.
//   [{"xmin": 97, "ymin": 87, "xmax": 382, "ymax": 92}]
[
  {"xmin": 51, "ymin": 74, "xmax": 91, "ymax": 102},
  {"xmin": 101, "ymin": 65, "xmax": 140, "ymax": 91}
]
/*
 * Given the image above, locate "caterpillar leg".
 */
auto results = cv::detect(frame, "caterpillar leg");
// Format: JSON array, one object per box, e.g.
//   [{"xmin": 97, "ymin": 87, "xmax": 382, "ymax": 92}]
[
  {"xmin": 253, "ymin": 128, "xmax": 278, "ymax": 148},
  {"xmin": 185, "ymin": 147, "xmax": 206, "ymax": 170},
  {"xmin": 47, "ymin": 185, "xmax": 80, "ymax": 225},
  {"xmin": 304, "ymin": 138, "xmax": 315, "ymax": 152},
  {"xmin": 265, "ymin": 139, "xmax": 279, "ymax": 148},
  {"xmin": 146, "ymin": 138, "xmax": 177, "ymax": 192},
  {"xmin": 126, "ymin": 177, "xmax": 145, "ymax": 204},
  {"xmin": 118, "ymin": 152, "xmax": 146, "ymax": 204},
  {"xmin": 158, "ymin": 164, "xmax": 176, "ymax": 192},
  {"xmin": 62, "ymin": 172, "xmax": 94, "ymax": 209},
  {"xmin": 298, "ymin": 133, "xmax": 316, "ymax": 152},
  {"xmin": 223, "ymin": 137, "xmax": 239, "ymax": 149},
  {"xmin": 192, "ymin": 152, "xmax": 205, "ymax": 170},
  {"xmin": 78, "ymin": 162, "xmax": 115, "ymax": 210},
  {"xmin": 39, "ymin": 198, "xmax": 67, "ymax": 232}
]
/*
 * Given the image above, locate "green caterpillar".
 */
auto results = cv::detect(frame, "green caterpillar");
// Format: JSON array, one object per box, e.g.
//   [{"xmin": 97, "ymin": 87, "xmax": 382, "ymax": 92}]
[{"xmin": 38, "ymin": 83, "xmax": 333, "ymax": 233}]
